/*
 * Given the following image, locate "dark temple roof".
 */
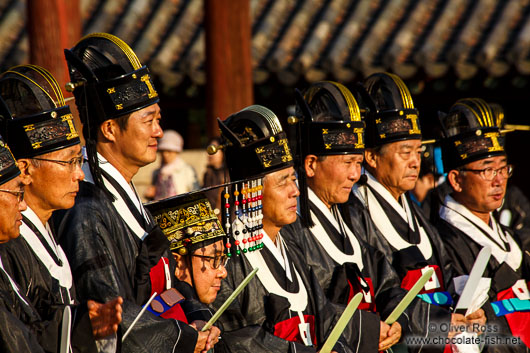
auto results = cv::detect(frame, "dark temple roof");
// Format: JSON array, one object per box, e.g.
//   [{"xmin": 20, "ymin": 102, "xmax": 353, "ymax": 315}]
[{"xmin": 2, "ymin": 0, "xmax": 530, "ymax": 89}]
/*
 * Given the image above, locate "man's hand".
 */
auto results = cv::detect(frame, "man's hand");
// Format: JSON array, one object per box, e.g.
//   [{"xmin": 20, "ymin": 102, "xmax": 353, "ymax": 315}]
[
  {"xmin": 87, "ymin": 297, "xmax": 123, "ymax": 339},
  {"xmin": 449, "ymin": 313, "xmax": 467, "ymax": 339},
  {"xmin": 465, "ymin": 309, "xmax": 486, "ymax": 335},
  {"xmin": 379, "ymin": 321, "xmax": 401, "ymax": 351},
  {"xmin": 190, "ymin": 320, "xmax": 220, "ymax": 353}
]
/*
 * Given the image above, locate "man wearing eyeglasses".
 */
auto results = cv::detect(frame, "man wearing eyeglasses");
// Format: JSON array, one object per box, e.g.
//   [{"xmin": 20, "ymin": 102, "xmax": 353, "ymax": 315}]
[
  {"xmin": 0, "ymin": 65, "xmax": 124, "ymax": 353},
  {"xmin": 0, "ymin": 134, "xmax": 45, "ymax": 353},
  {"xmin": 435, "ymin": 98, "xmax": 530, "ymax": 350},
  {"xmin": 146, "ymin": 192, "xmax": 227, "ymax": 311}
]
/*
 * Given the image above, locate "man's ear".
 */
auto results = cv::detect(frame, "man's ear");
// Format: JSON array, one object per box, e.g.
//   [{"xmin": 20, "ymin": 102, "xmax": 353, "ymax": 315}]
[
  {"xmin": 364, "ymin": 149, "xmax": 377, "ymax": 169},
  {"xmin": 172, "ymin": 252, "xmax": 189, "ymax": 282},
  {"xmin": 99, "ymin": 119, "xmax": 118, "ymax": 142},
  {"xmin": 17, "ymin": 159, "xmax": 32, "ymax": 186},
  {"xmin": 304, "ymin": 155, "xmax": 318, "ymax": 178},
  {"xmin": 447, "ymin": 169, "xmax": 463, "ymax": 192}
]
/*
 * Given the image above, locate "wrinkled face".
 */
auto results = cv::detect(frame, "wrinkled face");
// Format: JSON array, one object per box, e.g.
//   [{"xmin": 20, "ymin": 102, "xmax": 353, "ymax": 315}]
[
  {"xmin": 367, "ymin": 139, "xmax": 422, "ymax": 200},
  {"xmin": 114, "ymin": 103, "xmax": 163, "ymax": 168},
  {"xmin": 262, "ymin": 167, "xmax": 300, "ymax": 230},
  {"xmin": 181, "ymin": 240, "xmax": 227, "ymax": 304},
  {"xmin": 26, "ymin": 145, "xmax": 84, "ymax": 212},
  {"xmin": 451, "ymin": 156, "xmax": 508, "ymax": 214},
  {"xmin": 0, "ymin": 176, "xmax": 27, "ymax": 243},
  {"xmin": 307, "ymin": 154, "xmax": 363, "ymax": 208}
]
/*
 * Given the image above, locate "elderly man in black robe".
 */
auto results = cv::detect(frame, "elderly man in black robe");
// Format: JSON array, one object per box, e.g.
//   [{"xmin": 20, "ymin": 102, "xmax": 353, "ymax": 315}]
[
  {"xmin": 0, "ymin": 134, "xmax": 44, "ymax": 352},
  {"xmin": 210, "ymin": 105, "xmax": 381, "ymax": 353},
  {"xmin": 341, "ymin": 73, "xmax": 486, "ymax": 351},
  {"xmin": 0, "ymin": 64, "xmax": 123, "ymax": 353},
  {"xmin": 434, "ymin": 98, "xmax": 530, "ymax": 352},
  {"xmin": 281, "ymin": 81, "xmax": 404, "ymax": 352}
]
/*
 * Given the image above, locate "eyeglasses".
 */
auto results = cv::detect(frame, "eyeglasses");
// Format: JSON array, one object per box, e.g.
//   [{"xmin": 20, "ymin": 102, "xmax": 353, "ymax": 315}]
[
  {"xmin": 0, "ymin": 188, "xmax": 24, "ymax": 203},
  {"xmin": 32, "ymin": 156, "xmax": 84, "ymax": 171},
  {"xmin": 460, "ymin": 164, "xmax": 513, "ymax": 181},
  {"xmin": 192, "ymin": 254, "xmax": 229, "ymax": 269}
]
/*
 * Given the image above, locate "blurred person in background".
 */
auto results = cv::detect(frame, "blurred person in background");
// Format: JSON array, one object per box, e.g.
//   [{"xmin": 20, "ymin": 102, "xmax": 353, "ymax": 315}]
[{"xmin": 145, "ymin": 129, "xmax": 199, "ymax": 200}]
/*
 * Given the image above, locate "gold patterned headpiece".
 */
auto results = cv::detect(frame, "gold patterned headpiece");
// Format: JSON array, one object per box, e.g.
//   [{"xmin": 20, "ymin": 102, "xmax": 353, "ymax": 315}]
[
  {"xmin": 0, "ymin": 65, "xmax": 79, "ymax": 159},
  {"xmin": 440, "ymin": 98, "xmax": 505, "ymax": 170}
]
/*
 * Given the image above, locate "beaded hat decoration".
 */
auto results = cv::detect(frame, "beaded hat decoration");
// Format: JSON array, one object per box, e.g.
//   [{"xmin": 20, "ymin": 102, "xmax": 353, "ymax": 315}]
[
  {"xmin": 0, "ymin": 133, "xmax": 19, "ymax": 185},
  {"xmin": 0, "ymin": 65, "xmax": 80, "ymax": 159},
  {"xmin": 209, "ymin": 105, "xmax": 293, "ymax": 257},
  {"xmin": 145, "ymin": 192, "xmax": 225, "ymax": 255},
  {"xmin": 64, "ymin": 32, "xmax": 159, "ymax": 124},
  {"xmin": 439, "ymin": 98, "xmax": 505, "ymax": 171},
  {"xmin": 363, "ymin": 72, "xmax": 421, "ymax": 147}
]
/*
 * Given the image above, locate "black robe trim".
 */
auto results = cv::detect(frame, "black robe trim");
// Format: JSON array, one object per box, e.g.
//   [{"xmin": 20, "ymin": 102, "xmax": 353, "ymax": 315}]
[
  {"xmin": 22, "ymin": 215, "xmax": 63, "ymax": 266},
  {"xmin": 366, "ymin": 184, "xmax": 421, "ymax": 244},
  {"xmin": 259, "ymin": 243, "xmax": 300, "ymax": 293},
  {"xmin": 100, "ymin": 168, "xmax": 149, "ymax": 230}
]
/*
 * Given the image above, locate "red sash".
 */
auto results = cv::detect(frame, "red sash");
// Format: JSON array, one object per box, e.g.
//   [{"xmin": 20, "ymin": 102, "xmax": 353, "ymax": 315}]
[
  {"xmin": 401, "ymin": 265, "xmax": 444, "ymax": 294},
  {"xmin": 497, "ymin": 283, "xmax": 530, "ymax": 348},
  {"xmin": 273, "ymin": 315, "xmax": 316, "ymax": 346},
  {"xmin": 148, "ymin": 258, "xmax": 189, "ymax": 323},
  {"xmin": 348, "ymin": 277, "xmax": 376, "ymax": 312}
]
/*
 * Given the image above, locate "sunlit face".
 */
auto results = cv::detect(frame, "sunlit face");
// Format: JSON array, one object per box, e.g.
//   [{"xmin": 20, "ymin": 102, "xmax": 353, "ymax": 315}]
[
  {"xmin": 25, "ymin": 145, "xmax": 84, "ymax": 212},
  {"xmin": 175, "ymin": 240, "xmax": 227, "ymax": 304},
  {"xmin": 366, "ymin": 139, "xmax": 422, "ymax": 200},
  {"xmin": 262, "ymin": 167, "xmax": 300, "ymax": 231},
  {"xmin": 306, "ymin": 154, "xmax": 363, "ymax": 208},
  {"xmin": 0, "ymin": 176, "xmax": 27, "ymax": 243},
  {"xmin": 113, "ymin": 103, "xmax": 163, "ymax": 168},
  {"xmin": 450, "ymin": 156, "xmax": 508, "ymax": 215}
]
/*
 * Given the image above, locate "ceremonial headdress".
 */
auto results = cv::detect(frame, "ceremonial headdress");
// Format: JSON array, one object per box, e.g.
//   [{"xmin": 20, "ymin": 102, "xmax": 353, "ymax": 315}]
[
  {"xmin": 363, "ymin": 72, "xmax": 421, "ymax": 147},
  {"xmin": 145, "ymin": 192, "xmax": 225, "ymax": 256},
  {"xmin": 0, "ymin": 65, "xmax": 80, "ymax": 159},
  {"xmin": 209, "ymin": 105, "xmax": 294, "ymax": 257},
  {"xmin": 64, "ymin": 33, "xmax": 159, "ymax": 196},
  {"xmin": 439, "ymin": 98, "xmax": 505, "ymax": 171},
  {"xmin": 289, "ymin": 81, "xmax": 371, "ymax": 227},
  {"xmin": 64, "ymin": 33, "xmax": 159, "ymax": 124},
  {"xmin": 0, "ymin": 134, "xmax": 19, "ymax": 185}
]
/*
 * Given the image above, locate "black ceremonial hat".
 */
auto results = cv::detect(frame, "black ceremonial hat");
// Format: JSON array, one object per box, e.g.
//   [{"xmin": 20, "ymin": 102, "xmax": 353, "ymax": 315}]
[
  {"xmin": 363, "ymin": 72, "xmax": 421, "ymax": 147},
  {"xmin": 216, "ymin": 105, "xmax": 294, "ymax": 182},
  {"xmin": 293, "ymin": 81, "xmax": 369, "ymax": 157},
  {"xmin": 65, "ymin": 32, "xmax": 159, "ymax": 125},
  {"xmin": 0, "ymin": 65, "xmax": 80, "ymax": 159},
  {"xmin": 0, "ymin": 134, "xmax": 19, "ymax": 186},
  {"xmin": 440, "ymin": 98, "xmax": 505, "ymax": 171}
]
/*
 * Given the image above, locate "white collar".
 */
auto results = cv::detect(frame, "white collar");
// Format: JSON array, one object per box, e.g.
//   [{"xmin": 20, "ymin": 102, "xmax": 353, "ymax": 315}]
[
  {"xmin": 83, "ymin": 153, "xmax": 150, "ymax": 240},
  {"xmin": 365, "ymin": 171, "xmax": 408, "ymax": 226},
  {"xmin": 261, "ymin": 229, "xmax": 292, "ymax": 282},
  {"xmin": 353, "ymin": 172, "xmax": 433, "ymax": 258},
  {"xmin": 20, "ymin": 207, "xmax": 73, "ymax": 301},
  {"xmin": 243, "ymin": 233, "xmax": 308, "ymax": 312},
  {"xmin": 84, "ymin": 153, "xmax": 144, "ymax": 215},
  {"xmin": 307, "ymin": 188, "xmax": 364, "ymax": 269},
  {"xmin": 22, "ymin": 207, "xmax": 55, "ymax": 252},
  {"xmin": 440, "ymin": 195, "xmax": 522, "ymax": 271}
]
